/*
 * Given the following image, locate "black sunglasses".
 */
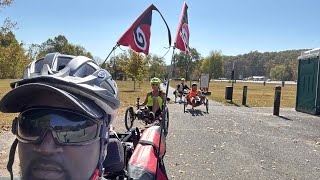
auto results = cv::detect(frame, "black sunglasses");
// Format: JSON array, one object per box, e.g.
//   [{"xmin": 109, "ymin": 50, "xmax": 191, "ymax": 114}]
[{"xmin": 14, "ymin": 108, "xmax": 103, "ymax": 145}]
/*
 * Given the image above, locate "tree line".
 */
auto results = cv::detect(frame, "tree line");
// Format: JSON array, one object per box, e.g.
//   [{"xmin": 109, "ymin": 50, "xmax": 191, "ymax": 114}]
[
  {"xmin": 0, "ymin": 32, "xmax": 307, "ymax": 82},
  {"xmin": 223, "ymin": 50, "xmax": 307, "ymax": 81},
  {"xmin": 0, "ymin": 0, "xmax": 308, "ymax": 81},
  {"xmin": 170, "ymin": 49, "xmax": 305, "ymax": 81}
]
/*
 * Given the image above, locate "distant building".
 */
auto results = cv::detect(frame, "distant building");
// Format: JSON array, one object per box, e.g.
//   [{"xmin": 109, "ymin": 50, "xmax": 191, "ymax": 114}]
[{"xmin": 252, "ymin": 76, "xmax": 265, "ymax": 81}]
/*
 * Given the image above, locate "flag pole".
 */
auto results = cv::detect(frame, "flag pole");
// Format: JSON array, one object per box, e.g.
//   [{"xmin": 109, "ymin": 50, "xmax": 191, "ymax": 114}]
[
  {"xmin": 170, "ymin": 43, "xmax": 176, "ymax": 79},
  {"xmin": 101, "ymin": 43, "xmax": 119, "ymax": 69},
  {"xmin": 152, "ymin": 5, "xmax": 172, "ymax": 179}
]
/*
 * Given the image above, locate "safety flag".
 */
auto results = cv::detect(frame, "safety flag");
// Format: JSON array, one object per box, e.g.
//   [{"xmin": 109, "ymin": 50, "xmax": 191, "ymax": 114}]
[
  {"xmin": 117, "ymin": 4, "xmax": 171, "ymax": 55},
  {"xmin": 174, "ymin": 2, "xmax": 189, "ymax": 54}
]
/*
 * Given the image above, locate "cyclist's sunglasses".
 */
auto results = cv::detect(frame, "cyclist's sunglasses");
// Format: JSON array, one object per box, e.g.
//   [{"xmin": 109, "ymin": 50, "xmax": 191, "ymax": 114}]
[
  {"xmin": 14, "ymin": 108, "xmax": 103, "ymax": 145},
  {"xmin": 151, "ymin": 84, "xmax": 159, "ymax": 86}
]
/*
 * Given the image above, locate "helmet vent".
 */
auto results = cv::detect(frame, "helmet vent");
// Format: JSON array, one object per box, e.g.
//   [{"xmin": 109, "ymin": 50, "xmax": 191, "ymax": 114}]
[
  {"xmin": 34, "ymin": 58, "xmax": 45, "ymax": 73},
  {"xmin": 101, "ymin": 81, "xmax": 115, "ymax": 95},
  {"xmin": 73, "ymin": 64, "xmax": 96, "ymax": 77},
  {"xmin": 54, "ymin": 57, "xmax": 73, "ymax": 71}
]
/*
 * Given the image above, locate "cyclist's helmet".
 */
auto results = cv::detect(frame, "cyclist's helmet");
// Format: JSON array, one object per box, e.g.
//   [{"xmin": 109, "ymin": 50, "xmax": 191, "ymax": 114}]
[
  {"xmin": 181, "ymin": 78, "xmax": 185, "ymax": 81},
  {"xmin": 0, "ymin": 52, "xmax": 120, "ymax": 179},
  {"xmin": 150, "ymin": 77, "xmax": 161, "ymax": 85},
  {"xmin": 0, "ymin": 52, "xmax": 120, "ymax": 120}
]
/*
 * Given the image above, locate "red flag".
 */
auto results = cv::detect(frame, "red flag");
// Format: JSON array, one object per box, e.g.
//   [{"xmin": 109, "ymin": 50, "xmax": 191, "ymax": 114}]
[
  {"xmin": 174, "ymin": 2, "xmax": 189, "ymax": 54},
  {"xmin": 103, "ymin": 5, "xmax": 171, "ymax": 67},
  {"xmin": 117, "ymin": 5, "xmax": 156, "ymax": 55}
]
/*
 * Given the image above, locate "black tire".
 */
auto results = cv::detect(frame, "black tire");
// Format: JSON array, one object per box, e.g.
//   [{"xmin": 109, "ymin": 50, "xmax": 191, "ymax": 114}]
[
  {"xmin": 206, "ymin": 98, "xmax": 209, "ymax": 114},
  {"xmin": 125, "ymin": 107, "xmax": 135, "ymax": 131},
  {"xmin": 183, "ymin": 100, "xmax": 186, "ymax": 113},
  {"xmin": 164, "ymin": 108, "xmax": 169, "ymax": 137}
]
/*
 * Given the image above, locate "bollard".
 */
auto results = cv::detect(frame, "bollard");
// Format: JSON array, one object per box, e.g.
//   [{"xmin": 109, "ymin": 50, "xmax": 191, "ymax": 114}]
[
  {"xmin": 282, "ymin": 81, "xmax": 285, "ymax": 87},
  {"xmin": 225, "ymin": 86, "xmax": 233, "ymax": 101},
  {"xmin": 273, "ymin": 86, "xmax": 281, "ymax": 116},
  {"xmin": 242, "ymin": 86, "xmax": 248, "ymax": 106},
  {"xmin": 263, "ymin": 81, "xmax": 266, "ymax": 86}
]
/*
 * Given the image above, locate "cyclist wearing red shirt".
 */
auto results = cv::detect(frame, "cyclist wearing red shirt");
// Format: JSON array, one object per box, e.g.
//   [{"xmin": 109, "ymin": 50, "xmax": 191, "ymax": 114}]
[{"xmin": 187, "ymin": 83, "xmax": 202, "ymax": 109}]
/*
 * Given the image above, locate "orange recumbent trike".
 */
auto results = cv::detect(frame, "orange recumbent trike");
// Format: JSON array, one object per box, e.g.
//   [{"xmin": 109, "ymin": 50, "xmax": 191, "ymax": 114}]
[{"xmin": 183, "ymin": 90, "xmax": 209, "ymax": 113}]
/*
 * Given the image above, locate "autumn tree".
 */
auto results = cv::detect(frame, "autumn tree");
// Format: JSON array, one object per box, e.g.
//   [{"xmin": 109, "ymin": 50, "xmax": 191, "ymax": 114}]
[
  {"xmin": 148, "ymin": 54, "xmax": 167, "ymax": 78},
  {"xmin": 25, "ymin": 43, "xmax": 40, "ymax": 61},
  {"xmin": 0, "ymin": 32, "xmax": 29, "ymax": 78},
  {"xmin": 36, "ymin": 35, "xmax": 93, "ymax": 59},
  {"xmin": 0, "ymin": 0, "xmax": 30, "ymax": 78},
  {"xmin": 174, "ymin": 48, "xmax": 201, "ymax": 80},
  {"xmin": 269, "ymin": 65, "xmax": 289, "ymax": 81},
  {"xmin": 190, "ymin": 59, "xmax": 202, "ymax": 80},
  {"xmin": 121, "ymin": 50, "xmax": 148, "ymax": 90},
  {"xmin": 109, "ymin": 51, "xmax": 130, "ymax": 80},
  {"xmin": 201, "ymin": 50, "xmax": 224, "ymax": 79}
]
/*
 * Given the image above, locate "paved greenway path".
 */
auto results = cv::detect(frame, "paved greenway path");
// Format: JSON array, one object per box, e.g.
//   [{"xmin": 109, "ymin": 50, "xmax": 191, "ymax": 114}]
[
  {"xmin": 163, "ymin": 84, "xmax": 320, "ymax": 180},
  {"xmin": 0, "ymin": 84, "xmax": 319, "ymax": 180}
]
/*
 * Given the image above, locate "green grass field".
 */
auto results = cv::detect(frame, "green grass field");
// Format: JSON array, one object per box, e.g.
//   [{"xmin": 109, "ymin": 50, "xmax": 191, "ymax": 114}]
[
  {"xmin": 0, "ymin": 79, "xmax": 18, "ymax": 125},
  {"xmin": 168, "ymin": 80, "xmax": 296, "ymax": 108},
  {"xmin": 0, "ymin": 79, "xmax": 297, "ymax": 125},
  {"xmin": 116, "ymin": 81, "xmax": 157, "ymax": 115},
  {"xmin": 208, "ymin": 81, "xmax": 296, "ymax": 108}
]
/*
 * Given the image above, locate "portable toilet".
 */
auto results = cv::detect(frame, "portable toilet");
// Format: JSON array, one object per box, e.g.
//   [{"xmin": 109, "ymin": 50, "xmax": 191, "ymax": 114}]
[{"xmin": 296, "ymin": 48, "xmax": 320, "ymax": 114}]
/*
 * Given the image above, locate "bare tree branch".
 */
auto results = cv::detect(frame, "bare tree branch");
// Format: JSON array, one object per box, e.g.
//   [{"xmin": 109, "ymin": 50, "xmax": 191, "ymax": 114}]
[
  {"xmin": 1, "ymin": 18, "xmax": 17, "ymax": 33},
  {"xmin": 0, "ymin": 0, "xmax": 13, "ymax": 7}
]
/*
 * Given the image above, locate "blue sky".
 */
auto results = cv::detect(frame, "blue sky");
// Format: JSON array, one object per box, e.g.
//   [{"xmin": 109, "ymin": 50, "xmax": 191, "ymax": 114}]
[{"xmin": 1, "ymin": 0, "xmax": 320, "ymax": 65}]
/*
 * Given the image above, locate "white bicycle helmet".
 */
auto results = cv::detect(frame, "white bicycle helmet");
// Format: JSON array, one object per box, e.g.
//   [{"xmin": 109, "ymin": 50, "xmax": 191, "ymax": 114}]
[
  {"xmin": 0, "ymin": 52, "xmax": 120, "ymax": 120},
  {"xmin": 0, "ymin": 52, "xmax": 120, "ymax": 179}
]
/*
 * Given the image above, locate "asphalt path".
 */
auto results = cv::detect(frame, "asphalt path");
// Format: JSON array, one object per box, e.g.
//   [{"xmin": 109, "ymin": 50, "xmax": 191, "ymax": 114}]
[
  {"xmin": 1, "ymin": 84, "xmax": 320, "ymax": 180},
  {"xmin": 163, "ymin": 84, "xmax": 320, "ymax": 180}
]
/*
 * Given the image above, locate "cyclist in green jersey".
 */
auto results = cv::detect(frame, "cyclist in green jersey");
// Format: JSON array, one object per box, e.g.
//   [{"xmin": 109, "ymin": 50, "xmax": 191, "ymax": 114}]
[{"xmin": 140, "ymin": 77, "xmax": 166, "ymax": 120}]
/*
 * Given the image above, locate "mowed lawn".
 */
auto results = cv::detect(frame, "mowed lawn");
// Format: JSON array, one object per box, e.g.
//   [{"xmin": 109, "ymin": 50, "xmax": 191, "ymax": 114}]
[
  {"xmin": 170, "ymin": 80, "xmax": 296, "ymax": 108},
  {"xmin": 208, "ymin": 80, "xmax": 296, "ymax": 108},
  {"xmin": 0, "ymin": 79, "xmax": 297, "ymax": 125},
  {"xmin": 116, "ymin": 81, "xmax": 156, "ymax": 115},
  {"xmin": 0, "ymin": 79, "xmax": 18, "ymax": 125}
]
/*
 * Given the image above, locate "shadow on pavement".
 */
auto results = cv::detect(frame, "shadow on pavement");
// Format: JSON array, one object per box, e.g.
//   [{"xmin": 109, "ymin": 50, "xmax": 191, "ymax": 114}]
[
  {"xmin": 226, "ymin": 101, "xmax": 240, "ymax": 107},
  {"xmin": 187, "ymin": 109, "xmax": 205, "ymax": 116},
  {"xmin": 278, "ymin": 115, "xmax": 293, "ymax": 121}
]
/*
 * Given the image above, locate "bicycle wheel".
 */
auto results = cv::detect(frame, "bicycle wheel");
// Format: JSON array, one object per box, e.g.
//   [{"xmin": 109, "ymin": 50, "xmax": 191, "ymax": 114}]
[{"xmin": 125, "ymin": 107, "xmax": 135, "ymax": 130}]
